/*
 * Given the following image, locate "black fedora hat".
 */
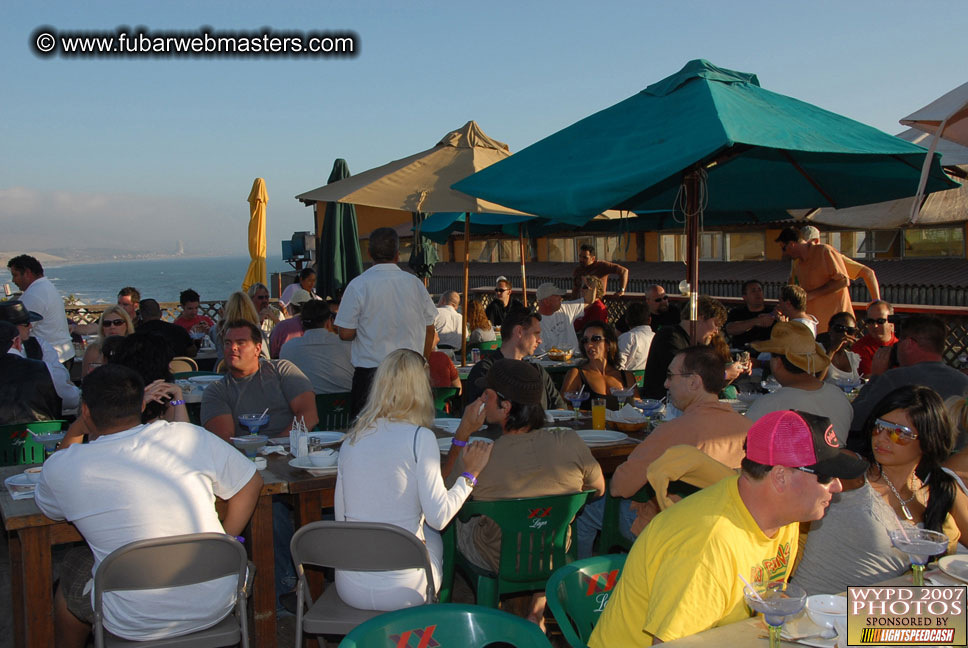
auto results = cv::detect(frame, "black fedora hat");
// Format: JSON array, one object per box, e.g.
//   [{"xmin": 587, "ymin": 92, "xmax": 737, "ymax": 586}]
[{"xmin": 0, "ymin": 300, "xmax": 43, "ymax": 326}]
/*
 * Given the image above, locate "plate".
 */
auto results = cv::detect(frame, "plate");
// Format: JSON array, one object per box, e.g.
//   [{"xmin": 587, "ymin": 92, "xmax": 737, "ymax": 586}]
[
  {"xmin": 437, "ymin": 436, "xmax": 491, "ymax": 454},
  {"xmin": 434, "ymin": 418, "xmax": 461, "ymax": 433},
  {"xmin": 188, "ymin": 375, "xmax": 223, "ymax": 384},
  {"xmin": 4, "ymin": 473, "xmax": 37, "ymax": 494},
  {"xmin": 546, "ymin": 409, "xmax": 576, "ymax": 421},
  {"xmin": 939, "ymin": 555, "xmax": 968, "ymax": 583},
  {"xmin": 309, "ymin": 431, "xmax": 346, "ymax": 447},
  {"xmin": 575, "ymin": 429, "xmax": 629, "ymax": 445},
  {"xmin": 289, "ymin": 456, "xmax": 338, "ymax": 476},
  {"xmin": 781, "ymin": 611, "xmax": 837, "ymax": 647}
]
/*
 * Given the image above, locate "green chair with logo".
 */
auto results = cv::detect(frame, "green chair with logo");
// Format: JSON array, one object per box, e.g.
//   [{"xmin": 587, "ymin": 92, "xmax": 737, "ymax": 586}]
[
  {"xmin": 432, "ymin": 387, "xmax": 460, "ymax": 416},
  {"xmin": 450, "ymin": 490, "xmax": 594, "ymax": 609},
  {"xmin": 0, "ymin": 420, "xmax": 63, "ymax": 466},
  {"xmin": 546, "ymin": 554, "xmax": 628, "ymax": 648},
  {"xmin": 338, "ymin": 603, "xmax": 552, "ymax": 648},
  {"xmin": 479, "ymin": 340, "xmax": 499, "ymax": 352},
  {"xmin": 314, "ymin": 392, "xmax": 352, "ymax": 430}
]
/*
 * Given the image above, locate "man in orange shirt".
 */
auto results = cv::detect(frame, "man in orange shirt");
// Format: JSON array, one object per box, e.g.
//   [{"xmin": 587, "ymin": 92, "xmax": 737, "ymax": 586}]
[
  {"xmin": 777, "ymin": 227, "xmax": 852, "ymax": 334},
  {"xmin": 800, "ymin": 224, "xmax": 880, "ymax": 301}
]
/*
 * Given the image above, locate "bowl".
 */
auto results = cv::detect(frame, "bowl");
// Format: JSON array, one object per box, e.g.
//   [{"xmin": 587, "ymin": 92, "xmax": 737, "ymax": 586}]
[
  {"xmin": 547, "ymin": 348, "xmax": 574, "ymax": 362},
  {"xmin": 806, "ymin": 594, "xmax": 847, "ymax": 634},
  {"xmin": 308, "ymin": 449, "xmax": 338, "ymax": 467},
  {"xmin": 23, "ymin": 467, "xmax": 42, "ymax": 484},
  {"xmin": 608, "ymin": 420, "xmax": 649, "ymax": 433},
  {"xmin": 635, "ymin": 399, "xmax": 664, "ymax": 414}
]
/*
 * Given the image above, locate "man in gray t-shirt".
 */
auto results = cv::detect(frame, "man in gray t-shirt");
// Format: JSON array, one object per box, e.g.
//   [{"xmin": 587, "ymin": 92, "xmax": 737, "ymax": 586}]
[{"xmin": 202, "ymin": 320, "xmax": 317, "ymax": 439}]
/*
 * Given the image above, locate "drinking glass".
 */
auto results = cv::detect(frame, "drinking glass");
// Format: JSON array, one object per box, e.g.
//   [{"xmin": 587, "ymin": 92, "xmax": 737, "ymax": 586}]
[
  {"xmin": 238, "ymin": 412, "xmax": 270, "ymax": 436},
  {"xmin": 591, "ymin": 398, "xmax": 607, "ymax": 430},
  {"xmin": 888, "ymin": 528, "xmax": 948, "ymax": 586},
  {"xmin": 609, "ymin": 386, "xmax": 636, "ymax": 407},
  {"xmin": 562, "ymin": 391, "xmax": 589, "ymax": 420},
  {"xmin": 744, "ymin": 581, "xmax": 806, "ymax": 648}
]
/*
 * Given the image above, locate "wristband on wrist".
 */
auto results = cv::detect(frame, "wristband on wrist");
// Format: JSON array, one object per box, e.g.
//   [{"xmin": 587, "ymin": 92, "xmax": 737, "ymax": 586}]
[
  {"xmin": 231, "ymin": 535, "xmax": 245, "ymax": 543},
  {"xmin": 451, "ymin": 438, "xmax": 468, "ymax": 447},
  {"xmin": 460, "ymin": 471, "xmax": 478, "ymax": 486},
  {"xmin": 168, "ymin": 399, "xmax": 186, "ymax": 407}
]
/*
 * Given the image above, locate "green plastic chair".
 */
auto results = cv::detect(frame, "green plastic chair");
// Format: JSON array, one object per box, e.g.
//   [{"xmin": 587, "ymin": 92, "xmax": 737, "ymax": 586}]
[
  {"xmin": 0, "ymin": 420, "xmax": 64, "ymax": 466},
  {"xmin": 314, "ymin": 392, "xmax": 352, "ymax": 430},
  {"xmin": 172, "ymin": 370, "xmax": 220, "ymax": 380},
  {"xmin": 479, "ymin": 340, "xmax": 499, "ymax": 351},
  {"xmin": 450, "ymin": 490, "xmax": 594, "ymax": 609},
  {"xmin": 433, "ymin": 387, "xmax": 460, "ymax": 416},
  {"xmin": 632, "ymin": 370, "xmax": 645, "ymax": 388},
  {"xmin": 545, "ymin": 554, "xmax": 628, "ymax": 648},
  {"xmin": 338, "ymin": 603, "xmax": 552, "ymax": 648}
]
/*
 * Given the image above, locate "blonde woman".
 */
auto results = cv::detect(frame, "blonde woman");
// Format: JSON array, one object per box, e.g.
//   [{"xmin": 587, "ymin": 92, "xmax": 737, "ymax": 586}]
[
  {"xmin": 213, "ymin": 292, "xmax": 269, "ymax": 360},
  {"xmin": 573, "ymin": 275, "xmax": 608, "ymax": 332},
  {"xmin": 335, "ymin": 349, "xmax": 492, "ymax": 611},
  {"xmin": 81, "ymin": 305, "xmax": 134, "ymax": 376}
]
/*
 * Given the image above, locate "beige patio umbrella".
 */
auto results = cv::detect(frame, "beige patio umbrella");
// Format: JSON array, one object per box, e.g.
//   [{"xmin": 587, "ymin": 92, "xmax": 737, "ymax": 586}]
[
  {"xmin": 295, "ymin": 121, "xmax": 538, "ymax": 364},
  {"xmin": 900, "ymin": 82, "xmax": 968, "ymax": 223},
  {"xmin": 242, "ymin": 178, "xmax": 268, "ymax": 292}
]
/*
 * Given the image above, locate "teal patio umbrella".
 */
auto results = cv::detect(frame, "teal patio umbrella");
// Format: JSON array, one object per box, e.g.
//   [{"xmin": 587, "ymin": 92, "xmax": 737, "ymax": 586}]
[
  {"xmin": 316, "ymin": 159, "xmax": 365, "ymax": 300},
  {"xmin": 455, "ymin": 59, "xmax": 959, "ymax": 316}
]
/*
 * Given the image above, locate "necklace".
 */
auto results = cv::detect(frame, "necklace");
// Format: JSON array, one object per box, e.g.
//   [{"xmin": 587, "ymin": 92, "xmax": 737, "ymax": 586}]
[{"xmin": 878, "ymin": 463, "xmax": 916, "ymax": 522}]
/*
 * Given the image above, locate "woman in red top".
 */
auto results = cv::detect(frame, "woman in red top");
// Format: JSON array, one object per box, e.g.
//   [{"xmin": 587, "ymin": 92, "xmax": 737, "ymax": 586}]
[
  {"xmin": 427, "ymin": 329, "xmax": 462, "ymax": 393},
  {"xmin": 573, "ymin": 275, "xmax": 608, "ymax": 332}
]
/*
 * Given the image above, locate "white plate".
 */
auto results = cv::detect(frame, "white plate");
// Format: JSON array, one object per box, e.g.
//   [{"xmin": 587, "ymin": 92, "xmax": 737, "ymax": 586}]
[
  {"xmin": 309, "ymin": 431, "xmax": 346, "ymax": 447},
  {"xmin": 545, "ymin": 409, "xmax": 576, "ymax": 421},
  {"xmin": 781, "ymin": 611, "xmax": 837, "ymax": 647},
  {"xmin": 939, "ymin": 555, "xmax": 968, "ymax": 582},
  {"xmin": 188, "ymin": 375, "xmax": 223, "ymax": 384},
  {"xmin": 289, "ymin": 456, "xmax": 338, "ymax": 476},
  {"xmin": 434, "ymin": 418, "xmax": 461, "ymax": 433},
  {"xmin": 575, "ymin": 429, "xmax": 629, "ymax": 445},
  {"xmin": 4, "ymin": 473, "xmax": 37, "ymax": 492},
  {"xmin": 437, "ymin": 436, "xmax": 491, "ymax": 454}
]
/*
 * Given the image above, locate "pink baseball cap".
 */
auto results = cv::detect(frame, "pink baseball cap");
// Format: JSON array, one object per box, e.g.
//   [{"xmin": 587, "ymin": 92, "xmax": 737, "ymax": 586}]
[{"xmin": 746, "ymin": 410, "xmax": 867, "ymax": 480}]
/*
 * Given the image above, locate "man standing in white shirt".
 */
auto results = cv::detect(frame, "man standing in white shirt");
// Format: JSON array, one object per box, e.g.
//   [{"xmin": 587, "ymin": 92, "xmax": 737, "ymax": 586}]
[
  {"xmin": 7, "ymin": 254, "xmax": 75, "ymax": 366},
  {"xmin": 335, "ymin": 227, "xmax": 438, "ymax": 415},
  {"xmin": 617, "ymin": 302, "xmax": 655, "ymax": 370},
  {"xmin": 533, "ymin": 283, "xmax": 583, "ymax": 356},
  {"xmin": 434, "ymin": 290, "xmax": 465, "ymax": 350}
]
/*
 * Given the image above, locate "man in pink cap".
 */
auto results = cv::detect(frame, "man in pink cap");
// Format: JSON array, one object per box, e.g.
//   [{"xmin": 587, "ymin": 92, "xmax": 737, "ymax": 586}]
[{"xmin": 590, "ymin": 409, "xmax": 867, "ymax": 647}]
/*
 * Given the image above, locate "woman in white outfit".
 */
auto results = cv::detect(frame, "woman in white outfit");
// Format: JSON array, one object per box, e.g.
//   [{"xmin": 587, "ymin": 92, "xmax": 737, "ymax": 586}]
[{"xmin": 334, "ymin": 348, "xmax": 492, "ymax": 611}]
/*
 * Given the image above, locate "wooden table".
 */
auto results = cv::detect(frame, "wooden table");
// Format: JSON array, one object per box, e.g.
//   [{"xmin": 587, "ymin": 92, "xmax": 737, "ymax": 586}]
[{"xmin": 0, "ymin": 463, "xmax": 286, "ymax": 648}]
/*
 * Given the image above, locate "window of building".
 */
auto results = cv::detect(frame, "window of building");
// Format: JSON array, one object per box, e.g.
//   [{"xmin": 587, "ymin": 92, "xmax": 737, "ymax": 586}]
[
  {"xmin": 725, "ymin": 232, "xmax": 764, "ymax": 261},
  {"xmin": 857, "ymin": 230, "xmax": 900, "ymax": 259},
  {"xmin": 547, "ymin": 237, "xmax": 575, "ymax": 262},
  {"xmin": 903, "ymin": 227, "xmax": 965, "ymax": 258}
]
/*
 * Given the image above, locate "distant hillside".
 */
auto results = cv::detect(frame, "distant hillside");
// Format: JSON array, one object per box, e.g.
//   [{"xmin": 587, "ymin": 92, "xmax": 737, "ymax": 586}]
[{"xmin": 0, "ymin": 251, "xmax": 68, "ymax": 268}]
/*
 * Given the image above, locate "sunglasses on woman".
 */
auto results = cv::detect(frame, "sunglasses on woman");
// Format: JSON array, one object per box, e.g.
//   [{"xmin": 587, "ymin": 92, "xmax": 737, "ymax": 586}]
[
  {"xmin": 831, "ymin": 324, "xmax": 858, "ymax": 335},
  {"xmin": 103, "ymin": 318, "xmax": 126, "ymax": 327},
  {"xmin": 581, "ymin": 335, "xmax": 604, "ymax": 345},
  {"xmin": 873, "ymin": 418, "xmax": 918, "ymax": 445}
]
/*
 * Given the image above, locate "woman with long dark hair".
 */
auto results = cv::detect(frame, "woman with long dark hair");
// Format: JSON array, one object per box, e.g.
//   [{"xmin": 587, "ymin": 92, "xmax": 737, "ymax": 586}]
[
  {"xmin": 793, "ymin": 385, "xmax": 968, "ymax": 595},
  {"xmin": 561, "ymin": 321, "xmax": 638, "ymax": 409}
]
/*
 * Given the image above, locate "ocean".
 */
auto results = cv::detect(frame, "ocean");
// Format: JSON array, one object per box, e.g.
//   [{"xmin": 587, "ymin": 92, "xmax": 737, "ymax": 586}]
[{"xmin": 30, "ymin": 256, "xmax": 296, "ymax": 305}]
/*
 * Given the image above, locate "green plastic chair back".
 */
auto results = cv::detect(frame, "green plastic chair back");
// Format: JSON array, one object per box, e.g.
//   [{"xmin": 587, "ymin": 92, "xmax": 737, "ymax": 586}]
[
  {"xmin": 595, "ymin": 484, "xmax": 634, "ymax": 554},
  {"xmin": 454, "ymin": 490, "xmax": 593, "ymax": 608},
  {"xmin": 338, "ymin": 603, "xmax": 552, "ymax": 648},
  {"xmin": 479, "ymin": 340, "xmax": 499, "ymax": 351},
  {"xmin": 172, "ymin": 370, "xmax": 220, "ymax": 380},
  {"xmin": 632, "ymin": 369, "xmax": 645, "ymax": 387},
  {"xmin": 0, "ymin": 420, "xmax": 64, "ymax": 466},
  {"xmin": 314, "ymin": 392, "xmax": 352, "ymax": 430},
  {"xmin": 545, "ymin": 554, "xmax": 627, "ymax": 648},
  {"xmin": 433, "ymin": 387, "xmax": 459, "ymax": 416}
]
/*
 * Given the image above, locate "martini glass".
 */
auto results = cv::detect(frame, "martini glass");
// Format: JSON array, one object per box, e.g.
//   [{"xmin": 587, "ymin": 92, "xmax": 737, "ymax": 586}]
[
  {"xmin": 238, "ymin": 412, "xmax": 270, "ymax": 436},
  {"xmin": 562, "ymin": 390, "xmax": 589, "ymax": 421},
  {"xmin": 609, "ymin": 386, "xmax": 636, "ymax": 407},
  {"xmin": 744, "ymin": 581, "xmax": 806, "ymax": 648},
  {"xmin": 888, "ymin": 528, "xmax": 949, "ymax": 586}
]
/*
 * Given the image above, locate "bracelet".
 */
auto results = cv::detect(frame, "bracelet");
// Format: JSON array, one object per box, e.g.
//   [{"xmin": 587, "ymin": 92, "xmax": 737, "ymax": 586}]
[
  {"xmin": 168, "ymin": 399, "xmax": 186, "ymax": 407},
  {"xmin": 460, "ymin": 471, "xmax": 478, "ymax": 486},
  {"xmin": 451, "ymin": 438, "xmax": 468, "ymax": 447},
  {"xmin": 232, "ymin": 535, "xmax": 245, "ymax": 544}
]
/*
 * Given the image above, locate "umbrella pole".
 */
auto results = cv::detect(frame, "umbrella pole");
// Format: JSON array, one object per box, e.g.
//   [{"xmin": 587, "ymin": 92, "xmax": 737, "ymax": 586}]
[
  {"xmin": 519, "ymin": 225, "xmax": 528, "ymax": 308},
  {"xmin": 685, "ymin": 171, "xmax": 700, "ymax": 341},
  {"xmin": 461, "ymin": 213, "xmax": 470, "ymax": 367}
]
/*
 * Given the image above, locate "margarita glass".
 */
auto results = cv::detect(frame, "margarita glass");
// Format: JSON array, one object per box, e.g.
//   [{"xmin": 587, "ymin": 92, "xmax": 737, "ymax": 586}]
[
  {"xmin": 888, "ymin": 528, "xmax": 948, "ymax": 586},
  {"xmin": 744, "ymin": 581, "xmax": 806, "ymax": 648},
  {"xmin": 562, "ymin": 390, "xmax": 589, "ymax": 421}
]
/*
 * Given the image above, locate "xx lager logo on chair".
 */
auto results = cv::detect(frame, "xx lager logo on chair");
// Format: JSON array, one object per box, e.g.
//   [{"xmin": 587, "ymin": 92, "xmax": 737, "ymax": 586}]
[
  {"xmin": 583, "ymin": 569, "xmax": 620, "ymax": 612},
  {"xmin": 527, "ymin": 506, "xmax": 552, "ymax": 529},
  {"xmin": 389, "ymin": 624, "xmax": 439, "ymax": 648}
]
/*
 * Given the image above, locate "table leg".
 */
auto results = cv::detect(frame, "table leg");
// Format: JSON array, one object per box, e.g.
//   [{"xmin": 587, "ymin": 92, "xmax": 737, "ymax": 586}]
[
  {"xmin": 7, "ymin": 532, "xmax": 24, "ymax": 647},
  {"xmin": 247, "ymin": 493, "xmax": 276, "ymax": 648},
  {"xmin": 19, "ymin": 526, "xmax": 54, "ymax": 647}
]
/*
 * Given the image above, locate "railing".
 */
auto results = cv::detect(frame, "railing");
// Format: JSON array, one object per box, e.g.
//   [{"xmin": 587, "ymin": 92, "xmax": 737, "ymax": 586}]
[{"xmin": 66, "ymin": 301, "xmax": 225, "ymax": 326}]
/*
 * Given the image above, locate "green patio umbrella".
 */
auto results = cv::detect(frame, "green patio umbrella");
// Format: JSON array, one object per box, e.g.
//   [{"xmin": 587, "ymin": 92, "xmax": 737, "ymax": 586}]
[
  {"xmin": 316, "ymin": 159, "xmax": 364, "ymax": 300},
  {"xmin": 408, "ymin": 211, "xmax": 440, "ymax": 281},
  {"xmin": 455, "ymin": 59, "xmax": 959, "ymax": 316}
]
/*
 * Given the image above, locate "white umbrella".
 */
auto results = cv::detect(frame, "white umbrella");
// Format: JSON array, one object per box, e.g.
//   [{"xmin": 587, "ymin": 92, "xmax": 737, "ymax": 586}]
[{"xmin": 900, "ymin": 82, "xmax": 968, "ymax": 223}]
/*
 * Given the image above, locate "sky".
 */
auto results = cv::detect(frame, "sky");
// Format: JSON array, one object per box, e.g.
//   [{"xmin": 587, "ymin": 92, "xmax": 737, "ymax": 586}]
[{"xmin": 1, "ymin": 0, "xmax": 964, "ymax": 256}]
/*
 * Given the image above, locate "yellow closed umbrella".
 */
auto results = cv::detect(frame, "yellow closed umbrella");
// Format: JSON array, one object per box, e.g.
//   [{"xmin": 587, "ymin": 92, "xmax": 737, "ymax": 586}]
[{"xmin": 242, "ymin": 177, "xmax": 268, "ymax": 292}]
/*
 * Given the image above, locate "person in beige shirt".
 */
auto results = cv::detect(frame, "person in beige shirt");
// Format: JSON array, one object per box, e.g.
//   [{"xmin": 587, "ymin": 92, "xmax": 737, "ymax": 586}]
[
  {"xmin": 610, "ymin": 345, "xmax": 752, "ymax": 535},
  {"xmin": 777, "ymin": 226, "xmax": 853, "ymax": 335}
]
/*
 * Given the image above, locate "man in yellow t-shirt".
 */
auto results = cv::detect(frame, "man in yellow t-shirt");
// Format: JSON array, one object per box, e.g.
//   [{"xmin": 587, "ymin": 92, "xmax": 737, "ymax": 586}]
[{"xmin": 588, "ymin": 410, "xmax": 867, "ymax": 647}]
